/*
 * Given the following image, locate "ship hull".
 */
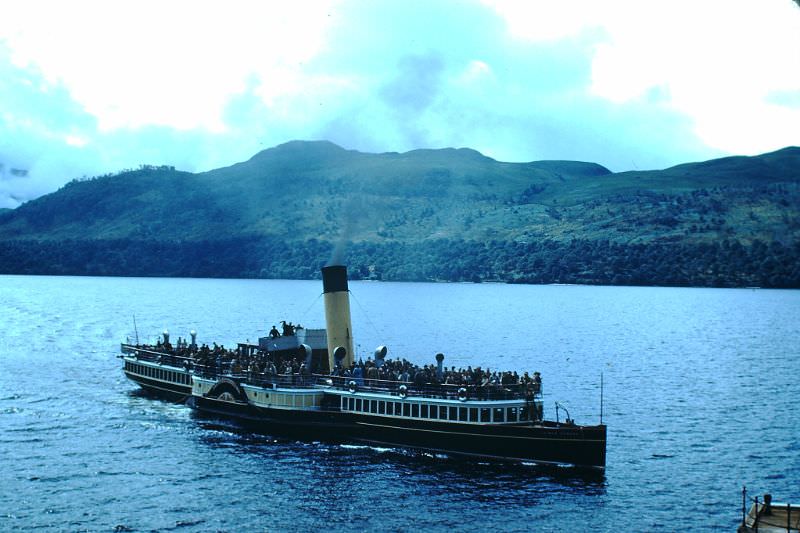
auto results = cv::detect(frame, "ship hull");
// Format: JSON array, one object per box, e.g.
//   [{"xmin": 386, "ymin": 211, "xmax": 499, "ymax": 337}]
[{"xmin": 188, "ymin": 394, "xmax": 606, "ymax": 469}]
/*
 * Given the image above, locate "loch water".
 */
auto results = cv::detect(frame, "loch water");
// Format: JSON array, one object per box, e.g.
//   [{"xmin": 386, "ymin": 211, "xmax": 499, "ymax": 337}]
[{"xmin": 1, "ymin": 275, "xmax": 798, "ymax": 532}]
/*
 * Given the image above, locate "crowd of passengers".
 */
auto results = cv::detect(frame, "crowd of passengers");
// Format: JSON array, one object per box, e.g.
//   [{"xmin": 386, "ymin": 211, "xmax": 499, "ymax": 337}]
[{"xmin": 140, "ymin": 337, "xmax": 542, "ymax": 394}]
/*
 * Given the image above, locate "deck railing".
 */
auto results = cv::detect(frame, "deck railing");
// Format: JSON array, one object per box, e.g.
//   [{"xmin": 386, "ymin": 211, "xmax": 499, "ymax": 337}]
[
  {"xmin": 122, "ymin": 343, "xmax": 542, "ymax": 402},
  {"xmin": 321, "ymin": 375, "xmax": 539, "ymax": 401}
]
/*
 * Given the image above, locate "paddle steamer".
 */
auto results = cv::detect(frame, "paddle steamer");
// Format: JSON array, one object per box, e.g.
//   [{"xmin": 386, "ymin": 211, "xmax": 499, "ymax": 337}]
[{"xmin": 121, "ymin": 264, "xmax": 607, "ymax": 469}]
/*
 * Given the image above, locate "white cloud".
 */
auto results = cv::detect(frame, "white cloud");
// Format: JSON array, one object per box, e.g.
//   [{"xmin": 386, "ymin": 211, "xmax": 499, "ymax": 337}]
[
  {"xmin": 64, "ymin": 134, "xmax": 88, "ymax": 147},
  {"xmin": 1, "ymin": 0, "xmax": 338, "ymax": 131},
  {"xmin": 481, "ymin": 0, "xmax": 606, "ymax": 41},
  {"xmin": 487, "ymin": 0, "xmax": 800, "ymax": 155},
  {"xmin": 1, "ymin": 0, "xmax": 798, "ymax": 208}
]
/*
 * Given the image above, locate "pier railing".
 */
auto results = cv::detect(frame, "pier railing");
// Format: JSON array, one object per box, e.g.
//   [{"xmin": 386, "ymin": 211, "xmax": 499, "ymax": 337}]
[{"xmin": 741, "ymin": 486, "xmax": 799, "ymax": 532}]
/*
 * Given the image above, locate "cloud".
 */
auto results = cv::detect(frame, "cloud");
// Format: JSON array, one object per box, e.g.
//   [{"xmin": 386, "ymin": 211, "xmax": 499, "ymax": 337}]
[{"xmin": 0, "ymin": 0, "xmax": 798, "ymax": 207}]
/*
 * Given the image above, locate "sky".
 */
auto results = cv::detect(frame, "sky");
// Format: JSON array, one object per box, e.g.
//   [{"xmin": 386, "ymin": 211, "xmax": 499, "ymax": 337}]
[{"xmin": 1, "ymin": 0, "xmax": 799, "ymax": 208}]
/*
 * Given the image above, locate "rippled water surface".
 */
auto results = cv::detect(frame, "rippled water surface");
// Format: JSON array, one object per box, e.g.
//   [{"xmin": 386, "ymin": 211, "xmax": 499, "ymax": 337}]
[{"xmin": 1, "ymin": 275, "xmax": 798, "ymax": 531}]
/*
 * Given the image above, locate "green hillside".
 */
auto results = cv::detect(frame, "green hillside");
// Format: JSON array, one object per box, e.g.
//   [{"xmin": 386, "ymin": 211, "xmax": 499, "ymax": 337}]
[{"xmin": 0, "ymin": 142, "xmax": 798, "ymax": 287}]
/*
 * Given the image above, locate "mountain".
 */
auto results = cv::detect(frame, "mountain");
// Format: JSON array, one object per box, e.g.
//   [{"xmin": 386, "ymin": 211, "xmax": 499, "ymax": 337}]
[{"xmin": 0, "ymin": 141, "xmax": 798, "ymax": 287}]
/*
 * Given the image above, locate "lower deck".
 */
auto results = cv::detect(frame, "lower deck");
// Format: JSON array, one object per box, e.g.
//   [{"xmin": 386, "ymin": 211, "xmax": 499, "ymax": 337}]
[{"xmin": 188, "ymin": 375, "xmax": 605, "ymax": 468}]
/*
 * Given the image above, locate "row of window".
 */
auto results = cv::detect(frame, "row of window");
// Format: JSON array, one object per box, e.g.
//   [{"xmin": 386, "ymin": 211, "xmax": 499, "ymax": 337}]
[
  {"xmin": 126, "ymin": 361, "xmax": 191, "ymax": 385},
  {"xmin": 341, "ymin": 396, "xmax": 526, "ymax": 423}
]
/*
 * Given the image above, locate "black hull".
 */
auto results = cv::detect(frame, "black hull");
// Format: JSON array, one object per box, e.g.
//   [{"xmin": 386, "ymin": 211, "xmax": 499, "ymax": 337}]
[
  {"xmin": 189, "ymin": 395, "xmax": 606, "ymax": 469},
  {"xmin": 124, "ymin": 371, "xmax": 192, "ymax": 402}
]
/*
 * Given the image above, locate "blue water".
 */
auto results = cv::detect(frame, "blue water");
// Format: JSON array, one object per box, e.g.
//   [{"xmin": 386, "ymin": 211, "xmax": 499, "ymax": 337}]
[{"xmin": 1, "ymin": 275, "xmax": 798, "ymax": 531}]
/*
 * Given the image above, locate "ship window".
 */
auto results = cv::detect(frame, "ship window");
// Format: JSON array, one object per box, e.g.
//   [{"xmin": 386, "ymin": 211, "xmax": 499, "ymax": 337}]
[
  {"xmin": 459, "ymin": 407, "xmax": 468, "ymax": 422},
  {"xmin": 469, "ymin": 408, "xmax": 478, "ymax": 422},
  {"xmin": 480, "ymin": 408, "xmax": 490, "ymax": 422},
  {"xmin": 507, "ymin": 407, "xmax": 518, "ymax": 422},
  {"xmin": 494, "ymin": 408, "xmax": 505, "ymax": 422},
  {"xmin": 378, "ymin": 402, "xmax": 386, "ymax": 415},
  {"xmin": 348, "ymin": 398, "xmax": 354, "ymax": 410},
  {"xmin": 370, "ymin": 400, "xmax": 377, "ymax": 414},
  {"xmin": 449, "ymin": 407, "xmax": 457, "ymax": 420},
  {"xmin": 392, "ymin": 402, "xmax": 400, "ymax": 415},
  {"xmin": 430, "ymin": 405, "xmax": 439, "ymax": 419},
  {"xmin": 412, "ymin": 404, "xmax": 419, "ymax": 417},
  {"xmin": 356, "ymin": 399, "xmax": 362, "ymax": 411},
  {"xmin": 421, "ymin": 404, "xmax": 429, "ymax": 418},
  {"xmin": 440, "ymin": 406, "xmax": 448, "ymax": 419},
  {"xmin": 403, "ymin": 403, "xmax": 410, "ymax": 417}
]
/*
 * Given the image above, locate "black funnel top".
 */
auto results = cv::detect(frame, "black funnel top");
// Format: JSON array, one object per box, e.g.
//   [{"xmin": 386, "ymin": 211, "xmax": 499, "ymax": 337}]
[{"xmin": 322, "ymin": 265, "xmax": 348, "ymax": 293}]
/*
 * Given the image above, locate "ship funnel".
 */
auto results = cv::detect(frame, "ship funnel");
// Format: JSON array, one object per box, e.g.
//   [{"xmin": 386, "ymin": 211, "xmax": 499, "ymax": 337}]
[
  {"xmin": 374, "ymin": 345, "xmax": 387, "ymax": 368},
  {"xmin": 322, "ymin": 265, "xmax": 355, "ymax": 371}
]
